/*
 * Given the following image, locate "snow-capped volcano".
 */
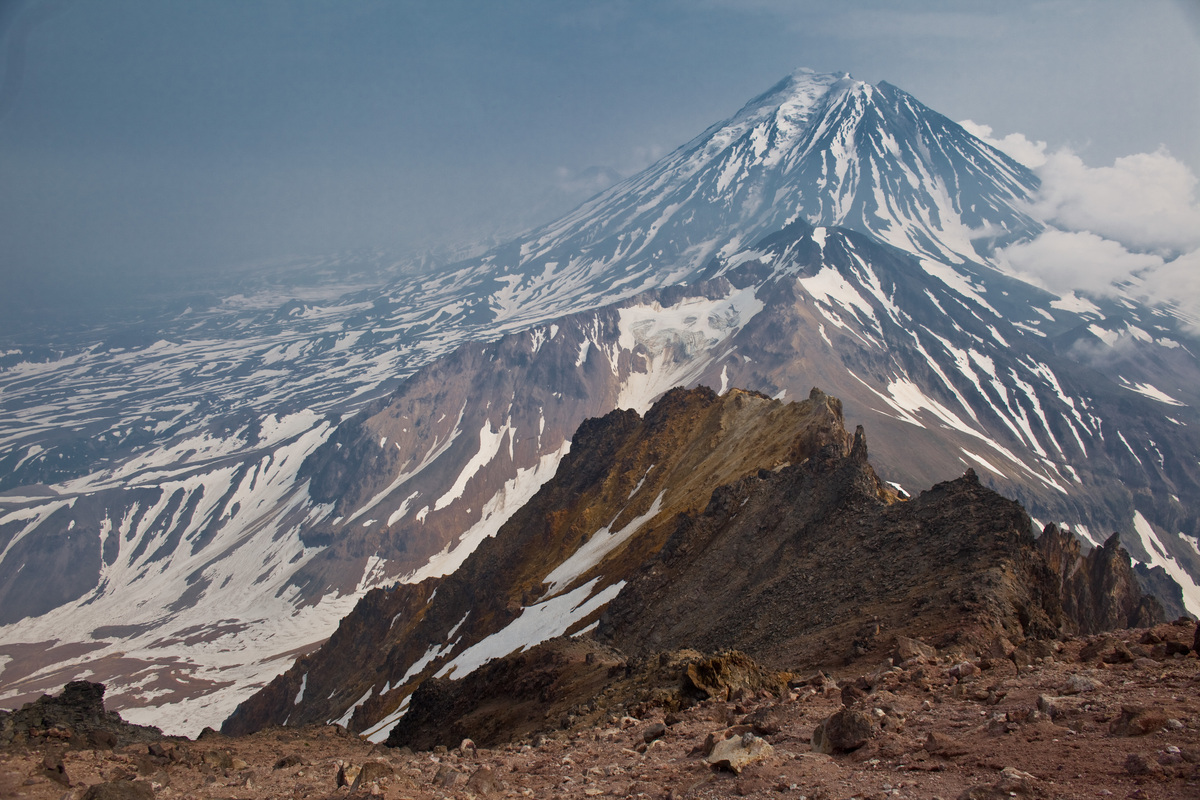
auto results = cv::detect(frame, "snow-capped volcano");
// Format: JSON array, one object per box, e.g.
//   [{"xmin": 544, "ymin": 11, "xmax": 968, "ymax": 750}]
[
  {"xmin": 449, "ymin": 69, "xmax": 1042, "ymax": 333},
  {"xmin": 1, "ymin": 71, "xmax": 1197, "ymax": 735}
]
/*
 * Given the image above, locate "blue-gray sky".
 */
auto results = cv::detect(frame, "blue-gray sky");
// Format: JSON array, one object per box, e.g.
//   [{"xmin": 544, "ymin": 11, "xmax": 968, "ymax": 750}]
[{"xmin": 1, "ymin": 0, "xmax": 1198, "ymax": 327}]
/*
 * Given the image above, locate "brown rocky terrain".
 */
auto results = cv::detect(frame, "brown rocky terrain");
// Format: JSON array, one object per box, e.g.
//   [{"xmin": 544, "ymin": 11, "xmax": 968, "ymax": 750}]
[{"xmin": 3, "ymin": 621, "xmax": 1199, "ymax": 799}]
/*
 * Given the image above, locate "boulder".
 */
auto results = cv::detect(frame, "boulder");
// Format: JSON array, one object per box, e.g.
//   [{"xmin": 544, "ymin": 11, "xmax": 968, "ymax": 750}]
[
  {"xmin": 432, "ymin": 765, "xmax": 465, "ymax": 788},
  {"xmin": 958, "ymin": 766, "xmax": 1041, "ymax": 799},
  {"xmin": 350, "ymin": 760, "xmax": 394, "ymax": 791},
  {"xmin": 892, "ymin": 636, "xmax": 936, "ymax": 665},
  {"xmin": 924, "ymin": 730, "xmax": 969, "ymax": 757},
  {"xmin": 1108, "ymin": 705, "xmax": 1169, "ymax": 736},
  {"xmin": 1060, "ymin": 674, "xmax": 1102, "ymax": 695},
  {"xmin": 335, "ymin": 762, "xmax": 360, "ymax": 788},
  {"xmin": 641, "ymin": 722, "xmax": 666, "ymax": 743},
  {"xmin": 811, "ymin": 707, "xmax": 876, "ymax": 754},
  {"xmin": 705, "ymin": 731, "xmax": 774, "ymax": 774},
  {"xmin": 466, "ymin": 767, "xmax": 500, "ymax": 796}
]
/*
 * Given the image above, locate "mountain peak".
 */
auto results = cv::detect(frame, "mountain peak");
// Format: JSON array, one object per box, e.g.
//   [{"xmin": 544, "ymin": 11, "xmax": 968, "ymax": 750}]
[{"xmin": 736, "ymin": 68, "xmax": 855, "ymax": 114}]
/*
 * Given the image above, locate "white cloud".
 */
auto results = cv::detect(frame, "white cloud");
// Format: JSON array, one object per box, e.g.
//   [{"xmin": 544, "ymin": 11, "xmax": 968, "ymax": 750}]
[
  {"xmin": 1031, "ymin": 148, "xmax": 1200, "ymax": 254},
  {"xmin": 959, "ymin": 120, "xmax": 1047, "ymax": 168},
  {"xmin": 1135, "ymin": 248, "xmax": 1200, "ymax": 327},
  {"xmin": 978, "ymin": 130, "xmax": 1200, "ymax": 320},
  {"xmin": 1000, "ymin": 229, "xmax": 1163, "ymax": 295}
]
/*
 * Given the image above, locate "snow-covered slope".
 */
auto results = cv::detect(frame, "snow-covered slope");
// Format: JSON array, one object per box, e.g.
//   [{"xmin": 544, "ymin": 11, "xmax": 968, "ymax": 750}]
[{"xmin": 2, "ymin": 70, "xmax": 1198, "ymax": 734}]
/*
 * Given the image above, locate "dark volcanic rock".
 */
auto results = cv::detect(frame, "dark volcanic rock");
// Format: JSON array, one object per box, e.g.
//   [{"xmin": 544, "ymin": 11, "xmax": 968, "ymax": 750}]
[
  {"xmin": 812, "ymin": 706, "xmax": 877, "ymax": 754},
  {"xmin": 384, "ymin": 639, "xmax": 785, "ymax": 751},
  {"xmin": 1133, "ymin": 562, "xmax": 1190, "ymax": 622},
  {"xmin": 384, "ymin": 636, "xmax": 627, "ymax": 750},
  {"xmin": 1038, "ymin": 525, "xmax": 1164, "ymax": 635},
  {"xmin": 0, "ymin": 682, "xmax": 162, "ymax": 749},
  {"xmin": 229, "ymin": 386, "xmax": 1168, "ymax": 745},
  {"xmin": 600, "ymin": 453, "xmax": 1064, "ymax": 670}
]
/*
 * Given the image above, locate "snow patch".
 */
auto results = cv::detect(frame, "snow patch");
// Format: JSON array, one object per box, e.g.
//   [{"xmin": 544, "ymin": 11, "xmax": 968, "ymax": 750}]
[
  {"xmin": 436, "ymin": 578, "xmax": 625, "ymax": 679},
  {"xmin": 1131, "ymin": 511, "xmax": 1200, "ymax": 616},
  {"xmin": 541, "ymin": 491, "xmax": 665, "ymax": 598},
  {"xmin": 401, "ymin": 443, "xmax": 570, "ymax": 584}
]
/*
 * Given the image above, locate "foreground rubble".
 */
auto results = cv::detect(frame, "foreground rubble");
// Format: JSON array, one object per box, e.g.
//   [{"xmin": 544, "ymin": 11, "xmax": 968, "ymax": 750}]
[{"xmin": 3, "ymin": 620, "xmax": 1198, "ymax": 800}]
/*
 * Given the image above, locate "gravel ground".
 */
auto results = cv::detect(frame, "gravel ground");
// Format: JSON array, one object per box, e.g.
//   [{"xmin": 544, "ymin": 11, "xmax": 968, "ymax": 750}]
[{"xmin": 2, "ymin": 620, "xmax": 1198, "ymax": 800}]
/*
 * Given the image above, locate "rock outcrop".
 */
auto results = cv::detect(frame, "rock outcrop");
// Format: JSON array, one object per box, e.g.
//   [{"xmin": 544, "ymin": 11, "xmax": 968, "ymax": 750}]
[
  {"xmin": 0, "ymin": 682, "xmax": 163, "ymax": 749},
  {"xmin": 600, "ymin": 456, "xmax": 1064, "ymax": 669},
  {"xmin": 1037, "ymin": 524, "xmax": 1163, "ymax": 635}
]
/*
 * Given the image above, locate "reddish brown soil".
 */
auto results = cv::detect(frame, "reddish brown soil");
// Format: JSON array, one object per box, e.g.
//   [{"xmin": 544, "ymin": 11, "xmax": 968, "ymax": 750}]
[{"xmin": 3, "ymin": 622, "xmax": 1198, "ymax": 800}]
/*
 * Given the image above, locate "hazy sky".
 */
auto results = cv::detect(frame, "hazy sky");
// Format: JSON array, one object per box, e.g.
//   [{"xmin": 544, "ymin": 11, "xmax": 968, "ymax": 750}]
[{"xmin": 1, "ymin": 0, "xmax": 1198, "ymax": 325}]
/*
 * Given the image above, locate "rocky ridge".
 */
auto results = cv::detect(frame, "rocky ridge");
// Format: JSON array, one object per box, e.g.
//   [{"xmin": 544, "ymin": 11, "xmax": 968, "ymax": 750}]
[
  {"xmin": 224, "ymin": 386, "xmax": 855, "ymax": 736},
  {"xmin": 226, "ymin": 387, "xmax": 1168, "ymax": 746}
]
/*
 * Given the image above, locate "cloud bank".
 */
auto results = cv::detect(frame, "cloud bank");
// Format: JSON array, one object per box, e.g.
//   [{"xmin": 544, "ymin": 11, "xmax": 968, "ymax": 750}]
[{"xmin": 963, "ymin": 121, "xmax": 1200, "ymax": 322}]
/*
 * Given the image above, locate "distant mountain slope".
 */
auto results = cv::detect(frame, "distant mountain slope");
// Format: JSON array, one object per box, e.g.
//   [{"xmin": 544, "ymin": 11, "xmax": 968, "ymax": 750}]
[{"xmin": 2, "ymin": 70, "xmax": 1197, "ymax": 734}]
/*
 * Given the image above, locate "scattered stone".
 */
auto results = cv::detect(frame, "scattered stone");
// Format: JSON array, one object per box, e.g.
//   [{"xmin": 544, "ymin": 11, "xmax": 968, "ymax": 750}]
[
  {"xmin": 681, "ymin": 651, "xmax": 785, "ymax": 703},
  {"xmin": 924, "ymin": 731, "xmax": 969, "ymax": 757},
  {"xmin": 705, "ymin": 731, "xmax": 774, "ymax": 773},
  {"xmin": 1165, "ymin": 640, "xmax": 1191, "ymax": 657},
  {"xmin": 1060, "ymin": 674, "xmax": 1102, "ymax": 695},
  {"xmin": 840, "ymin": 681, "xmax": 867, "ymax": 707},
  {"xmin": 957, "ymin": 766, "xmax": 1041, "ymax": 798},
  {"xmin": 273, "ymin": 754, "xmax": 304, "ymax": 770},
  {"xmin": 1035, "ymin": 694, "xmax": 1084, "ymax": 720},
  {"xmin": 80, "ymin": 781, "xmax": 157, "ymax": 800},
  {"xmin": 336, "ymin": 761, "xmax": 360, "ymax": 788},
  {"xmin": 744, "ymin": 706, "xmax": 783, "ymax": 735},
  {"xmin": 1078, "ymin": 636, "xmax": 1113, "ymax": 662},
  {"xmin": 1109, "ymin": 706, "xmax": 1169, "ymax": 737},
  {"xmin": 984, "ymin": 635, "xmax": 1016, "ymax": 660},
  {"xmin": 1103, "ymin": 643, "xmax": 1136, "ymax": 663},
  {"xmin": 1124, "ymin": 753, "xmax": 1165, "ymax": 778},
  {"xmin": 466, "ymin": 766, "xmax": 500, "ymax": 796},
  {"xmin": 41, "ymin": 751, "xmax": 70, "ymax": 786},
  {"xmin": 432, "ymin": 764, "xmax": 465, "ymax": 788},
  {"xmin": 996, "ymin": 767, "xmax": 1039, "ymax": 794},
  {"xmin": 642, "ymin": 722, "xmax": 667, "ymax": 743},
  {"xmin": 892, "ymin": 636, "xmax": 937, "ymax": 665},
  {"xmin": 350, "ymin": 760, "xmax": 394, "ymax": 791},
  {"xmin": 948, "ymin": 662, "xmax": 978, "ymax": 680}
]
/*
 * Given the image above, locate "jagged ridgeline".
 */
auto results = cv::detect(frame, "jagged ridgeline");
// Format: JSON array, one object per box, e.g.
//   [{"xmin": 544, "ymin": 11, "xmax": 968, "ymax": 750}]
[{"xmin": 225, "ymin": 387, "xmax": 1163, "ymax": 746}]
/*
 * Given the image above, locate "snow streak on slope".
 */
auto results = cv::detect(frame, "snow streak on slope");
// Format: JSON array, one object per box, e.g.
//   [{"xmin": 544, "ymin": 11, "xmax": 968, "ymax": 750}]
[
  {"xmin": 1131, "ymin": 511, "xmax": 1200, "ymax": 617},
  {"xmin": 0, "ymin": 413, "xmax": 345, "ymax": 734}
]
